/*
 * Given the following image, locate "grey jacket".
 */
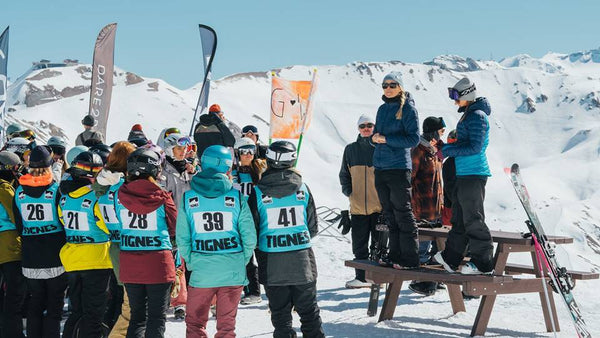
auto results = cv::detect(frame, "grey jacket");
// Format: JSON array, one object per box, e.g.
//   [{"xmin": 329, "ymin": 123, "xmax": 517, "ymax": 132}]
[
  {"xmin": 159, "ymin": 160, "xmax": 192, "ymax": 210},
  {"xmin": 248, "ymin": 168, "xmax": 319, "ymax": 286}
]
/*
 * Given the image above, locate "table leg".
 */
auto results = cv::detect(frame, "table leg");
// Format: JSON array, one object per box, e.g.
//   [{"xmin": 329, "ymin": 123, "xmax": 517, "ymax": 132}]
[
  {"xmin": 378, "ymin": 279, "xmax": 403, "ymax": 322},
  {"xmin": 530, "ymin": 251, "xmax": 561, "ymax": 332},
  {"xmin": 470, "ymin": 245, "xmax": 510, "ymax": 336},
  {"xmin": 447, "ymin": 284, "xmax": 466, "ymax": 313}
]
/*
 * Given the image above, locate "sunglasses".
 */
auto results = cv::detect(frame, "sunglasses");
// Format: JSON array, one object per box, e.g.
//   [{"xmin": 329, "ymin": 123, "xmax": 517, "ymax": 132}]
[
  {"xmin": 382, "ymin": 82, "xmax": 399, "ymax": 89},
  {"xmin": 163, "ymin": 127, "xmax": 181, "ymax": 139},
  {"xmin": 359, "ymin": 123, "xmax": 374, "ymax": 129},
  {"xmin": 238, "ymin": 148, "xmax": 255, "ymax": 156}
]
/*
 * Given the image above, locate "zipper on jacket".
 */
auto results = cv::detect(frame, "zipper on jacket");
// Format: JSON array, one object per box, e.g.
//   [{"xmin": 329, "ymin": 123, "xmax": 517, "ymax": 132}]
[{"xmin": 364, "ymin": 165, "xmax": 368, "ymax": 214}]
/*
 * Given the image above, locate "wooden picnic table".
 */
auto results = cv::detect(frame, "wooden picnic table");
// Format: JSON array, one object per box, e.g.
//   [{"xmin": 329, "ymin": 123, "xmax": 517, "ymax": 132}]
[{"xmin": 346, "ymin": 227, "xmax": 598, "ymax": 336}]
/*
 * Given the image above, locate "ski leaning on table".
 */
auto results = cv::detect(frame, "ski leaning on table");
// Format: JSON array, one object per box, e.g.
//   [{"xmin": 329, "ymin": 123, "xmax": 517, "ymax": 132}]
[
  {"xmin": 506, "ymin": 163, "xmax": 591, "ymax": 338},
  {"xmin": 367, "ymin": 215, "xmax": 390, "ymax": 317}
]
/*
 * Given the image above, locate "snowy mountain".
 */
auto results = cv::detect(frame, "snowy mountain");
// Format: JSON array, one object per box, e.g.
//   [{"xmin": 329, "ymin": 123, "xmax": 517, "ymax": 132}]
[{"xmin": 6, "ymin": 50, "xmax": 600, "ymax": 336}]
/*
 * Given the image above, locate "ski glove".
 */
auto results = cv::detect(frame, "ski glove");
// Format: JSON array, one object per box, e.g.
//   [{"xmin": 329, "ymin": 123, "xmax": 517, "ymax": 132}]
[{"xmin": 338, "ymin": 210, "xmax": 351, "ymax": 235}]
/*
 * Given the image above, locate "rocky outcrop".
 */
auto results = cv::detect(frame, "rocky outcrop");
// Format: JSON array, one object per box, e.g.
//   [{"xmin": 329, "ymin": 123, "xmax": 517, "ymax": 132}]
[
  {"xmin": 26, "ymin": 69, "xmax": 62, "ymax": 81},
  {"xmin": 147, "ymin": 81, "xmax": 159, "ymax": 91},
  {"xmin": 516, "ymin": 96, "xmax": 536, "ymax": 113},
  {"xmin": 24, "ymin": 83, "xmax": 90, "ymax": 107},
  {"xmin": 126, "ymin": 72, "xmax": 144, "ymax": 85}
]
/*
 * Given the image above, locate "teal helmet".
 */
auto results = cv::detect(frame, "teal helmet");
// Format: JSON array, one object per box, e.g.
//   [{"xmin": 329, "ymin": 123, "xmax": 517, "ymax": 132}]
[
  {"xmin": 66, "ymin": 145, "xmax": 89, "ymax": 165},
  {"xmin": 201, "ymin": 145, "xmax": 233, "ymax": 174},
  {"xmin": 6, "ymin": 123, "xmax": 24, "ymax": 137}
]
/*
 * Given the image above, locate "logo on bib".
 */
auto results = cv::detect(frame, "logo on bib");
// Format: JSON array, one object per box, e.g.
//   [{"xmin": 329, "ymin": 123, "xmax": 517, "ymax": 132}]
[
  {"xmin": 18, "ymin": 191, "xmax": 25, "ymax": 200},
  {"xmin": 81, "ymin": 199, "xmax": 92, "ymax": 209},
  {"xmin": 45, "ymin": 190, "xmax": 54, "ymax": 200},
  {"xmin": 296, "ymin": 190, "xmax": 305, "ymax": 201},
  {"xmin": 261, "ymin": 195, "xmax": 273, "ymax": 204},
  {"xmin": 60, "ymin": 197, "xmax": 67, "ymax": 206},
  {"xmin": 189, "ymin": 197, "xmax": 199, "ymax": 208},
  {"xmin": 225, "ymin": 196, "xmax": 235, "ymax": 208},
  {"xmin": 108, "ymin": 191, "xmax": 115, "ymax": 201}
]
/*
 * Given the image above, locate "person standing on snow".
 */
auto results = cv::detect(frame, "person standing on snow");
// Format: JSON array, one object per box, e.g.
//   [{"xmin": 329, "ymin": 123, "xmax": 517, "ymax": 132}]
[
  {"xmin": 0, "ymin": 151, "xmax": 26, "ymax": 338},
  {"xmin": 338, "ymin": 114, "xmax": 383, "ymax": 289},
  {"xmin": 58, "ymin": 151, "xmax": 111, "ymax": 338},
  {"xmin": 434, "ymin": 77, "xmax": 494, "ymax": 275},
  {"xmin": 248, "ymin": 141, "xmax": 325, "ymax": 338},
  {"xmin": 408, "ymin": 116, "xmax": 446, "ymax": 296},
  {"xmin": 177, "ymin": 145, "xmax": 256, "ymax": 338},
  {"xmin": 193, "ymin": 104, "xmax": 236, "ymax": 158},
  {"xmin": 232, "ymin": 137, "xmax": 266, "ymax": 304},
  {"xmin": 75, "ymin": 115, "xmax": 104, "ymax": 146},
  {"xmin": 116, "ymin": 148, "xmax": 177, "ymax": 337},
  {"xmin": 371, "ymin": 72, "xmax": 420, "ymax": 270}
]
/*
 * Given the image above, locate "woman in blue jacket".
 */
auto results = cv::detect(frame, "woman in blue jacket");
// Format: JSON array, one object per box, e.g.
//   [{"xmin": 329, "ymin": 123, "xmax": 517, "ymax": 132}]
[
  {"xmin": 434, "ymin": 77, "xmax": 494, "ymax": 275},
  {"xmin": 372, "ymin": 72, "xmax": 420, "ymax": 269}
]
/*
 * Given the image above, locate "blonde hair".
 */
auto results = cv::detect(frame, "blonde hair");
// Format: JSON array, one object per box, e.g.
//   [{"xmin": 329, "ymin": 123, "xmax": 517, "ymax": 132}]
[
  {"xmin": 395, "ymin": 89, "xmax": 406, "ymax": 120},
  {"xmin": 29, "ymin": 167, "xmax": 52, "ymax": 177}
]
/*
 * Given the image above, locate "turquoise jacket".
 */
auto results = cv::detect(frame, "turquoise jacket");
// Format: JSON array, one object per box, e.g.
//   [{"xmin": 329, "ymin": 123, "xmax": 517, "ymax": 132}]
[{"xmin": 176, "ymin": 171, "xmax": 257, "ymax": 288}]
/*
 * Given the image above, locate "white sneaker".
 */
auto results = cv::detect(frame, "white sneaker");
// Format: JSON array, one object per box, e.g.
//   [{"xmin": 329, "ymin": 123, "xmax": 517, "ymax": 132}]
[
  {"xmin": 434, "ymin": 252, "xmax": 456, "ymax": 273},
  {"xmin": 345, "ymin": 279, "xmax": 371, "ymax": 289},
  {"xmin": 460, "ymin": 262, "xmax": 493, "ymax": 275}
]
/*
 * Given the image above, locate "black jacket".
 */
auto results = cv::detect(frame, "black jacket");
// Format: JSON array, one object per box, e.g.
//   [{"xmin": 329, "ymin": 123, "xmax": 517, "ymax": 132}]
[
  {"xmin": 193, "ymin": 113, "xmax": 236, "ymax": 157},
  {"xmin": 248, "ymin": 168, "xmax": 318, "ymax": 286},
  {"xmin": 442, "ymin": 157, "xmax": 456, "ymax": 207}
]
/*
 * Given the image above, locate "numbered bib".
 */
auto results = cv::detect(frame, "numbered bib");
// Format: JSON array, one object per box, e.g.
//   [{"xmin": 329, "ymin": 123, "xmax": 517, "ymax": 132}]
[
  {"xmin": 22, "ymin": 203, "xmax": 54, "ymax": 222},
  {"xmin": 193, "ymin": 211, "xmax": 233, "ymax": 233},
  {"xmin": 266, "ymin": 206, "xmax": 305, "ymax": 229},
  {"xmin": 120, "ymin": 210, "xmax": 158, "ymax": 231},
  {"xmin": 62, "ymin": 210, "xmax": 90, "ymax": 231},
  {"xmin": 99, "ymin": 204, "xmax": 118, "ymax": 224}
]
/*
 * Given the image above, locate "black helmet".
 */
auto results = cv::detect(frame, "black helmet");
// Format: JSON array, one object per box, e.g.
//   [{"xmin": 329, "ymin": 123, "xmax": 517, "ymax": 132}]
[
  {"xmin": 266, "ymin": 141, "xmax": 297, "ymax": 169},
  {"xmin": 68, "ymin": 151, "xmax": 103, "ymax": 178},
  {"xmin": 89, "ymin": 143, "xmax": 112, "ymax": 164},
  {"xmin": 82, "ymin": 115, "xmax": 95, "ymax": 127},
  {"xmin": 127, "ymin": 148, "xmax": 161, "ymax": 179}
]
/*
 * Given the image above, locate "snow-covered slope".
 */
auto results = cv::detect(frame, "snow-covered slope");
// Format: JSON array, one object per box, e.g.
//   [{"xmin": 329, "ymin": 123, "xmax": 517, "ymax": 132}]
[{"xmin": 7, "ymin": 50, "xmax": 600, "ymax": 336}]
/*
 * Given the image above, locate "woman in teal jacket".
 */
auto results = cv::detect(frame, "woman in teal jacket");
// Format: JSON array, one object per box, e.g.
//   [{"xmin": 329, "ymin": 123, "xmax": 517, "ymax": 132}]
[{"xmin": 176, "ymin": 145, "xmax": 256, "ymax": 338}]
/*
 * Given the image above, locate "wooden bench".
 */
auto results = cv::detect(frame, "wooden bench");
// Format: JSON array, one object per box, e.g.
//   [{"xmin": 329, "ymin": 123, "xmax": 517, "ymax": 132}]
[{"xmin": 347, "ymin": 228, "xmax": 598, "ymax": 336}]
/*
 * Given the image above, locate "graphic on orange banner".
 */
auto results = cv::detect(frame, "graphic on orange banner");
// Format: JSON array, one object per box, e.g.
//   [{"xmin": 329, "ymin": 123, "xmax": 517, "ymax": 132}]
[{"xmin": 270, "ymin": 76, "xmax": 316, "ymax": 139}]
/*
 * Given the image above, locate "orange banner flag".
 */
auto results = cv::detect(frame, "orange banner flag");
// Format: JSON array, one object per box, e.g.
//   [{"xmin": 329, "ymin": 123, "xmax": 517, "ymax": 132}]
[{"xmin": 269, "ymin": 72, "xmax": 318, "ymax": 140}]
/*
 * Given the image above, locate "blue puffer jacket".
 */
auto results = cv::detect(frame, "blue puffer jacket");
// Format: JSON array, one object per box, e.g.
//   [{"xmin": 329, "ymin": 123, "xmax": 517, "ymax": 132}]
[
  {"xmin": 176, "ymin": 171, "xmax": 257, "ymax": 288},
  {"xmin": 373, "ymin": 93, "xmax": 420, "ymax": 170},
  {"xmin": 442, "ymin": 97, "xmax": 492, "ymax": 177}
]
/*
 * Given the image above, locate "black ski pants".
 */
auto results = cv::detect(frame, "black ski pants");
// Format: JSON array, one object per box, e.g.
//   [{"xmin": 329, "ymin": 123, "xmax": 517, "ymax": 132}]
[
  {"xmin": 351, "ymin": 213, "xmax": 380, "ymax": 281},
  {"xmin": 62, "ymin": 269, "xmax": 111, "ymax": 338},
  {"xmin": 374, "ymin": 169, "xmax": 419, "ymax": 267},
  {"xmin": 125, "ymin": 282, "xmax": 171, "ymax": 338},
  {"xmin": 442, "ymin": 177, "xmax": 494, "ymax": 272},
  {"xmin": 26, "ymin": 274, "xmax": 68, "ymax": 338},
  {"xmin": 245, "ymin": 250, "xmax": 261, "ymax": 297},
  {"xmin": 104, "ymin": 271, "xmax": 124, "ymax": 331},
  {"xmin": 0, "ymin": 261, "xmax": 26, "ymax": 338},
  {"xmin": 264, "ymin": 282, "xmax": 324, "ymax": 338}
]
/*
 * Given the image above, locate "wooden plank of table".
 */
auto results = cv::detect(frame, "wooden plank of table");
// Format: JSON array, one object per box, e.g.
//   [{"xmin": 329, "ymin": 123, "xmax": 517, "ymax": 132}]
[
  {"xmin": 531, "ymin": 251, "xmax": 561, "ymax": 332},
  {"xmin": 447, "ymin": 284, "xmax": 466, "ymax": 313},
  {"xmin": 418, "ymin": 228, "xmax": 573, "ymax": 245},
  {"xmin": 378, "ymin": 279, "xmax": 403, "ymax": 322}
]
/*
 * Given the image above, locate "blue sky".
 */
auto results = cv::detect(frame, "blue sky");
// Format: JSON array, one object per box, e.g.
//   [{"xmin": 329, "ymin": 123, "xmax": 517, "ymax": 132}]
[{"xmin": 4, "ymin": 0, "xmax": 600, "ymax": 89}]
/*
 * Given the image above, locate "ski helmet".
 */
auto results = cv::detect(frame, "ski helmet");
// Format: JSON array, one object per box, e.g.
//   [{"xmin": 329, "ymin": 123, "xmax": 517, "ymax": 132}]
[
  {"xmin": 156, "ymin": 127, "xmax": 181, "ymax": 148},
  {"xmin": 89, "ymin": 143, "xmax": 112, "ymax": 164},
  {"xmin": 163, "ymin": 133, "xmax": 192, "ymax": 158},
  {"xmin": 5, "ymin": 123, "xmax": 24, "ymax": 137},
  {"xmin": 140, "ymin": 143, "xmax": 166, "ymax": 166},
  {"xmin": 234, "ymin": 137, "xmax": 256, "ymax": 158},
  {"xmin": 201, "ymin": 145, "xmax": 233, "ymax": 174},
  {"xmin": 0, "ymin": 151, "xmax": 22, "ymax": 172},
  {"xmin": 66, "ymin": 145, "xmax": 89, "ymax": 165},
  {"xmin": 3, "ymin": 137, "xmax": 31, "ymax": 159},
  {"xmin": 68, "ymin": 151, "xmax": 103, "ymax": 178},
  {"xmin": 127, "ymin": 148, "xmax": 162, "ymax": 179},
  {"xmin": 266, "ymin": 141, "xmax": 297, "ymax": 169},
  {"xmin": 47, "ymin": 136, "xmax": 68, "ymax": 156}
]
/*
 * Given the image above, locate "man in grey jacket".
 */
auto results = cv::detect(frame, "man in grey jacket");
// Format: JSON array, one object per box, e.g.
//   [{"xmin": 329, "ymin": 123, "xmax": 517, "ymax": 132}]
[
  {"xmin": 248, "ymin": 141, "xmax": 324, "ymax": 338},
  {"xmin": 75, "ymin": 115, "xmax": 104, "ymax": 146}
]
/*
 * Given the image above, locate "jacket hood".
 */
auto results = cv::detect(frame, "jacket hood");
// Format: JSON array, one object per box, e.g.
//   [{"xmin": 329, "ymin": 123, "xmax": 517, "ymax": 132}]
[
  {"xmin": 191, "ymin": 171, "xmax": 233, "ymax": 198},
  {"xmin": 257, "ymin": 168, "xmax": 303, "ymax": 198},
  {"xmin": 461, "ymin": 97, "xmax": 491, "ymax": 116},
  {"xmin": 59, "ymin": 177, "xmax": 91, "ymax": 195},
  {"xmin": 418, "ymin": 136, "xmax": 436, "ymax": 155},
  {"xmin": 199, "ymin": 113, "xmax": 221, "ymax": 126},
  {"xmin": 118, "ymin": 179, "xmax": 171, "ymax": 213},
  {"xmin": 96, "ymin": 169, "xmax": 123, "ymax": 187}
]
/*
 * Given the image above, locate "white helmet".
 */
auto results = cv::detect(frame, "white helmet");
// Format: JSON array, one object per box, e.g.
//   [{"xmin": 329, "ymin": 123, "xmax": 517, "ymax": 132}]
[{"xmin": 234, "ymin": 137, "xmax": 256, "ymax": 150}]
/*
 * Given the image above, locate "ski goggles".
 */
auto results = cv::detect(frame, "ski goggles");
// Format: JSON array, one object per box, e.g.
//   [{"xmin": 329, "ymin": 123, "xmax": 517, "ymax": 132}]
[
  {"xmin": 242, "ymin": 125, "xmax": 258, "ymax": 134},
  {"xmin": 448, "ymin": 84, "xmax": 476, "ymax": 100},
  {"xmin": 11, "ymin": 129, "xmax": 36, "ymax": 141},
  {"xmin": 359, "ymin": 123, "xmax": 374, "ymax": 129},
  {"xmin": 163, "ymin": 127, "xmax": 181, "ymax": 139},
  {"xmin": 381, "ymin": 82, "xmax": 399, "ymax": 89},
  {"xmin": 238, "ymin": 147, "xmax": 256, "ymax": 156},
  {"xmin": 175, "ymin": 136, "xmax": 193, "ymax": 147}
]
